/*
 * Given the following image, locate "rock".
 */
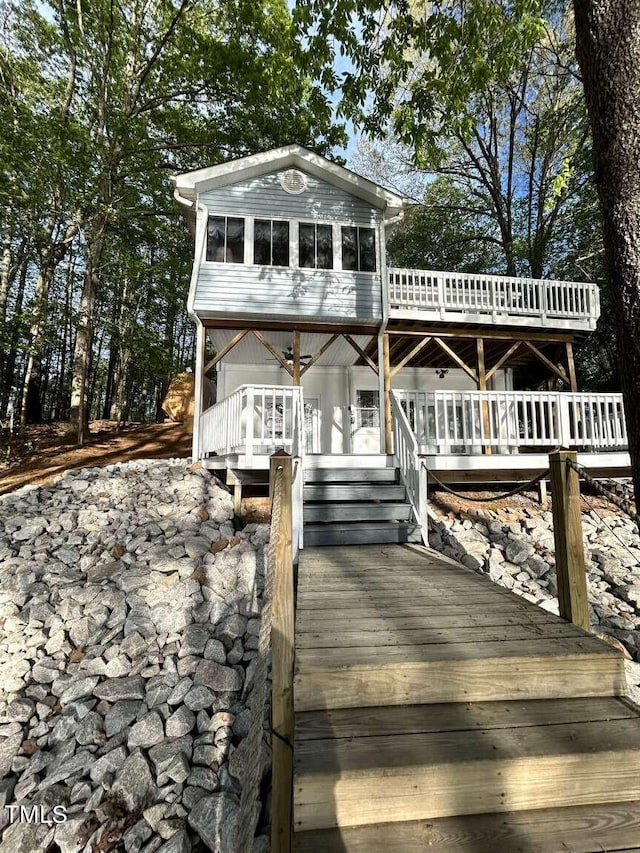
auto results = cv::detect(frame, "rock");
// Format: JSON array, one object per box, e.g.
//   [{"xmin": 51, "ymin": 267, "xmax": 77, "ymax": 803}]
[
  {"xmin": 112, "ymin": 751, "xmax": 157, "ymax": 813},
  {"xmin": 188, "ymin": 792, "xmax": 240, "ymax": 853},
  {"xmin": 188, "ymin": 767, "xmax": 218, "ymax": 791},
  {"xmin": 128, "ymin": 711, "xmax": 165, "ymax": 749},
  {"xmin": 60, "ymin": 676, "xmax": 99, "ymax": 705},
  {"xmin": 193, "ymin": 661, "xmax": 243, "ymax": 693},
  {"xmin": 184, "ymin": 686, "xmax": 216, "ymax": 711},
  {"xmin": 505, "ymin": 539, "xmax": 534, "ymax": 565},
  {"xmin": 94, "ymin": 676, "xmax": 146, "ymax": 702},
  {"xmin": 166, "ymin": 707, "xmax": 196, "ymax": 738},
  {"xmin": 105, "ymin": 700, "xmax": 143, "ymax": 738},
  {"xmin": 0, "ymin": 732, "xmax": 23, "ymax": 778},
  {"xmin": 156, "ymin": 831, "xmax": 191, "ymax": 853}
]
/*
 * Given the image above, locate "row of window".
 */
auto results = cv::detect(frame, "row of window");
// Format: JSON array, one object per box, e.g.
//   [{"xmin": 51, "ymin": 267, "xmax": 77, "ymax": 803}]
[{"xmin": 206, "ymin": 216, "xmax": 377, "ymax": 272}]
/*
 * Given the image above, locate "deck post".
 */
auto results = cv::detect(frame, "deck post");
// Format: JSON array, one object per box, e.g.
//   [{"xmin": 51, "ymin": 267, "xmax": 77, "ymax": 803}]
[
  {"xmin": 549, "ymin": 450, "xmax": 589, "ymax": 630},
  {"xmin": 476, "ymin": 337, "xmax": 492, "ymax": 454},
  {"xmin": 269, "ymin": 451, "xmax": 294, "ymax": 853},
  {"xmin": 566, "ymin": 341, "xmax": 578, "ymax": 391},
  {"xmin": 292, "ymin": 330, "xmax": 301, "ymax": 386},
  {"xmin": 382, "ymin": 332, "xmax": 393, "ymax": 454}
]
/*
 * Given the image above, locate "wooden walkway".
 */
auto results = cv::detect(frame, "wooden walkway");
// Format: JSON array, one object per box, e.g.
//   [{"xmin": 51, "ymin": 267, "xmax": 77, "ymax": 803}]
[{"xmin": 293, "ymin": 543, "xmax": 640, "ymax": 852}]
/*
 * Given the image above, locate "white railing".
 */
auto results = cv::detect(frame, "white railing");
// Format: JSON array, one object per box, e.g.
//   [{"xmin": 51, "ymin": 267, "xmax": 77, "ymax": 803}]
[
  {"xmin": 390, "ymin": 392, "xmax": 427, "ymax": 539},
  {"xmin": 387, "ymin": 269, "xmax": 600, "ymax": 327},
  {"xmin": 200, "ymin": 384, "xmax": 304, "ymax": 464},
  {"xmin": 394, "ymin": 390, "xmax": 627, "ymax": 454}
]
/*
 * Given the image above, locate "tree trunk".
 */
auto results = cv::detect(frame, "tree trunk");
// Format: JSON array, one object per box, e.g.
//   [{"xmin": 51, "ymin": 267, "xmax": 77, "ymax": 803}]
[
  {"xmin": 0, "ymin": 260, "xmax": 28, "ymax": 419},
  {"xmin": 70, "ymin": 225, "xmax": 105, "ymax": 445},
  {"xmin": 573, "ymin": 0, "xmax": 640, "ymax": 499}
]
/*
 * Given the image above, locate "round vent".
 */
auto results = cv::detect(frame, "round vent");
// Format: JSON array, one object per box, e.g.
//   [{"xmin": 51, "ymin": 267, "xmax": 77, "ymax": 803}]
[{"xmin": 279, "ymin": 169, "xmax": 308, "ymax": 194}]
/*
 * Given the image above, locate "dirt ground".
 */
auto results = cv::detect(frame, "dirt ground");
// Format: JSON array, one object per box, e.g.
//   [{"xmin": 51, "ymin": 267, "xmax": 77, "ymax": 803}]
[{"xmin": 0, "ymin": 420, "xmax": 192, "ymax": 496}]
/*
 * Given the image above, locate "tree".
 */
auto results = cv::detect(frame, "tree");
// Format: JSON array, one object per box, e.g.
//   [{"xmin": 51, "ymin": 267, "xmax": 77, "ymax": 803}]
[{"xmin": 573, "ymin": 0, "xmax": 640, "ymax": 498}]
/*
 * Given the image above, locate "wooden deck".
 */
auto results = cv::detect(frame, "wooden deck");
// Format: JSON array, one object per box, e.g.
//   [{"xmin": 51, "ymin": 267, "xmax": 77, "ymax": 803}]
[{"xmin": 293, "ymin": 543, "xmax": 640, "ymax": 851}]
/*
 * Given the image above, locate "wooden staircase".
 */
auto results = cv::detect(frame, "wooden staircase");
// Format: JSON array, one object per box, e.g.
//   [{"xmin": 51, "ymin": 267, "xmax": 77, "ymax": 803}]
[
  {"xmin": 293, "ymin": 544, "xmax": 640, "ymax": 852},
  {"xmin": 303, "ymin": 459, "xmax": 421, "ymax": 547}
]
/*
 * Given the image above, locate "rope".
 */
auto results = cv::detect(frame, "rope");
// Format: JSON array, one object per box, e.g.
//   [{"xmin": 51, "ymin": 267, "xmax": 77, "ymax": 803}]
[
  {"xmin": 566, "ymin": 458, "xmax": 640, "ymax": 531},
  {"xmin": 579, "ymin": 488, "xmax": 640, "ymax": 566},
  {"xmin": 236, "ymin": 465, "xmax": 283, "ymax": 853},
  {"xmin": 427, "ymin": 467, "xmax": 550, "ymax": 503}
]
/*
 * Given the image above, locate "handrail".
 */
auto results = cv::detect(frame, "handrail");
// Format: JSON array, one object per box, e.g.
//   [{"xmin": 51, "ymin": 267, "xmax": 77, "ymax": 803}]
[
  {"xmin": 390, "ymin": 391, "xmax": 427, "ymax": 538},
  {"xmin": 387, "ymin": 268, "xmax": 600, "ymax": 327},
  {"xmin": 394, "ymin": 389, "xmax": 627, "ymax": 453}
]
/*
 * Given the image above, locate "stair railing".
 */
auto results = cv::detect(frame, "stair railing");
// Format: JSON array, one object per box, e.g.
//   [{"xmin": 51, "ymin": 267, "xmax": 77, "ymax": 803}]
[
  {"xmin": 290, "ymin": 386, "xmax": 305, "ymax": 556},
  {"xmin": 391, "ymin": 391, "xmax": 428, "ymax": 541}
]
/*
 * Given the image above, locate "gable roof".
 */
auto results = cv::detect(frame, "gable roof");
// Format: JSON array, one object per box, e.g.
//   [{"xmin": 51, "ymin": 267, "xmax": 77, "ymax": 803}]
[{"xmin": 171, "ymin": 144, "xmax": 406, "ymax": 219}]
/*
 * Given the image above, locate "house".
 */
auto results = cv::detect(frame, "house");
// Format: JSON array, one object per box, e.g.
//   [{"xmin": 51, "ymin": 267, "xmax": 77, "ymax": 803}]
[{"xmin": 172, "ymin": 145, "xmax": 629, "ymax": 547}]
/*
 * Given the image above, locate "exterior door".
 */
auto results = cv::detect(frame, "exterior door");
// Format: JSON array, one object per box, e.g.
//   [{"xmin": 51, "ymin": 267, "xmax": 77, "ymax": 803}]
[{"xmin": 351, "ymin": 389, "xmax": 381, "ymax": 453}]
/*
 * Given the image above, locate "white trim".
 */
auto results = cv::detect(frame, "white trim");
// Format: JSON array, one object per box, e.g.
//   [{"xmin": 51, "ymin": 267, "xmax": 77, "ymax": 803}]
[
  {"xmin": 172, "ymin": 145, "xmax": 406, "ymax": 217},
  {"xmin": 192, "ymin": 321, "xmax": 205, "ymax": 461}
]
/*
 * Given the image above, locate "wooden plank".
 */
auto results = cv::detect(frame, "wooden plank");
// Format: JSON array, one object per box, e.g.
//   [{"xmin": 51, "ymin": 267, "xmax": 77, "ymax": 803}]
[
  {"xmin": 390, "ymin": 336, "xmax": 432, "ymax": 378},
  {"xmin": 433, "ymin": 337, "xmax": 478, "ymax": 382},
  {"xmin": 203, "ymin": 328, "xmax": 248, "ymax": 372},
  {"xmin": 296, "ymin": 610, "xmax": 562, "ymax": 633},
  {"xmin": 293, "ymin": 654, "xmax": 626, "ymax": 711},
  {"xmin": 295, "ymin": 636, "xmax": 618, "ymax": 669},
  {"xmin": 523, "ymin": 340, "xmax": 570, "ymax": 384},
  {"xmin": 386, "ymin": 326, "xmax": 577, "ymax": 344},
  {"xmin": 550, "ymin": 450, "xmax": 589, "ymax": 630},
  {"xmin": 485, "ymin": 340, "xmax": 522, "ymax": 381},
  {"xmin": 295, "ymin": 697, "xmax": 638, "ymax": 742},
  {"xmin": 343, "ymin": 333, "xmax": 379, "ymax": 374},
  {"xmin": 292, "ymin": 330, "xmax": 301, "ymax": 386},
  {"xmin": 294, "ymin": 718, "xmax": 640, "ymax": 829},
  {"xmin": 252, "ymin": 329, "xmax": 293, "ymax": 375},
  {"xmin": 295, "ymin": 622, "xmax": 587, "ymax": 649},
  {"xmin": 269, "ymin": 452, "xmax": 294, "ymax": 853},
  {"xmin": 294, "ymin": 800, "xmax": 640, "ymax": 852},
  {"xmin": 566, "ymin": 340, "xmax": 578, "ymax": 391},
  {"xmin": 300, "ymin": 334, "xmax": 340, "ymax": 376},
  {"xmin": 297, "ymin": 589, "xmax": 513, "ymax": 607}
]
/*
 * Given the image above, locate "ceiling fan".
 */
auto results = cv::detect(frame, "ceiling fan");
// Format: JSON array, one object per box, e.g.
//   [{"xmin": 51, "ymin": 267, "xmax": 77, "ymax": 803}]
[{"xmin": 267, "ymin": 344, "xmax": 313, "ymax": 366}]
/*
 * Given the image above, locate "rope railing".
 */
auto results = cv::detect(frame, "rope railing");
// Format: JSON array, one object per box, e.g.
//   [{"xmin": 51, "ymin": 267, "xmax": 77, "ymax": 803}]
[
  {"xmin": 426, "ymin": 466, "xmax": 550, "ymax": 503},
  {"xmin": 566, "ymin": 457, "xmax": 639, "ymax": 531},
  {"xmin": 236, "ymin": 463, "xmax": 283, "ymax": 853}
]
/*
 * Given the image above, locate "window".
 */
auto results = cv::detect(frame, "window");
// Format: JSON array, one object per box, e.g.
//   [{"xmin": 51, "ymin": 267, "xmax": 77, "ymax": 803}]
[
  {"xmin": 206, "ymin": 216, "xmax": 245, "ymax": 263},
  {"xmin": 254, "ymin": 219, "xmax": 290, "ymax": 266},
  {"xmin": 341, "ymin": 226, "xmax": 376, "ymax": 272},
  {"xmin": 299, "ymin": 223, "xmax": 333, "ymax": 269},
  {"xmin": 355, "ymin": 390, "xmax": 380, "ymax": 428}
]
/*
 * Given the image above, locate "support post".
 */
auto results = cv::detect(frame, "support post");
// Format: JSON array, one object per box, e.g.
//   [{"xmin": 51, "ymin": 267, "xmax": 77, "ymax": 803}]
[
  {"xmin": 269, "ymin": 452, "xmax": 294, "ymax": 853},
  {"xmin": 382, "ymin": 332, "xmax": 393, "ymax": 454},
  {"xmin": 476, "ymin": 338, "xmax": 491, "ymax": 454},
  {"xmin": 292, "ymin": 330, "xmax": 301, "ymax": 387},
  {"xmin": 192, "ymin": 322, "xmax": 206, "ymax": 463},
  {"xmin": 233, "ymin": 482, "xmax": 242, "ymax": 520},
  {"xmin": 549, "ymin": 450, "xmax": 589, "ymax": 630},
  {"xmin": 566, "ymin": 341, "xmax": 578, "ymax": 391}
]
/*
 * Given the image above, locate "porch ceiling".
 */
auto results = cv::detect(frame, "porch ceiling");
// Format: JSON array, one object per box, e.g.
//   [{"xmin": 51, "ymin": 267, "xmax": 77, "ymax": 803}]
[{"xmin": 207, "ymin": 328, "xmax": 375, "ymax": 367}]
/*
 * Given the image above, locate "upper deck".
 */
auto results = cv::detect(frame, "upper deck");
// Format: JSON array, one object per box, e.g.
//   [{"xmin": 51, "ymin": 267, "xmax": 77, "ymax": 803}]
[{"xmin": 388, "ymin": 268, "xmax": 600, "ymax": 332}]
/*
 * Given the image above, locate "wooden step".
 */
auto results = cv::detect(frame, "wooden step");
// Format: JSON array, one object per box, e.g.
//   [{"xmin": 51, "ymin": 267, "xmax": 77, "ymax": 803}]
[
  {"xmin": 304, "ymin": 467, "xmax": 398, "ymax": 483},
  {"xmin": 294, "ymin": 799, "xmax": 640, "ymax": 851},
  {"xmin": 293, "ymin": 699, "xmax": 640, "ymax": 832},
  {"xmin": 303, "ymin": 483, "xmax": 406, "ymax": 501},
  {"xmin": 294, "ymin": 636, "xmax": 627, "ymax": 711},
  {"xmin": 304, "ymin": 502, "xmax": 412, "ymax": 522},
  {"xmin": 303, "ymin": 521, "xmax": 421, "ymax": 548}
]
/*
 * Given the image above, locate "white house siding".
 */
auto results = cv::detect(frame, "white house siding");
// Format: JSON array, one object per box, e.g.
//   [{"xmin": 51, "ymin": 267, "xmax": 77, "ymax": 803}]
[
  {"xmin": 193, "ymin": 267, "xmax": 381, "ymax": 323},
  {"xmin": 193, "ymin": 169, "xmax": 384, "ymax": 324}
]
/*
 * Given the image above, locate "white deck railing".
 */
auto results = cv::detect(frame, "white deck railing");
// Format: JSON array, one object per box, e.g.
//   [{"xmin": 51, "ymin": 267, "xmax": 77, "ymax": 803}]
[
  {"xmin": 387, "ymin": 269, "xmax": 600, "ymax": 328},
  {"xmin": 393, "ymin": 390, "xmax": 627, "ymax": 454},
  {"xmin": 391, "ymin": 392, "xmax": 427, "ymax": 538},
  {"xmin": 200, "ymin": 384, "xmax": 304, "ymax": 463}
]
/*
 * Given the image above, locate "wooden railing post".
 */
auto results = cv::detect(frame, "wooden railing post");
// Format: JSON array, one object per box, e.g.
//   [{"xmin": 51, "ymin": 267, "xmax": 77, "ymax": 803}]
[
  {"xmin": 269, "ymin": 451, "xmax": 294, "ymax": 853},
  {"xmin": 549, "ymin": 450, "xmax": 589, "ymax": 630}
]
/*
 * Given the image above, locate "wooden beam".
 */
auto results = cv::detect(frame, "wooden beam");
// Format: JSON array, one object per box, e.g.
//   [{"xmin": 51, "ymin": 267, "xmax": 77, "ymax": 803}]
[
  {"xmin": 386, "ymin": 327, "xmax": 578, "ymax": 344},
  {"xmin": 566, "ymin": 341, "xmax": 578, "ymax": 391},
  {"xmin": 292, "ymin": 330, "xmax": 301, "ymax": 386},
  {"xmin": 300, "ymin": 334, "xmax": 340, "ymax": 376},
  {"xmin": 486, "ymin": 341, "xmax": 522, "ymax": 381},
  {"xmin": 252, "ymin": 330, "xmax": 293, "ymax": 376},
  {"xmin": 390, "ymin": 336, "xmax": 432, "ymax": 378},
  {"xmin": 344, "ymin": 334, "xmax": 379, "ymax": 374},
  {"xmin": 549, "ymin": 451, "xmax": 589, "ymax": 630},
  {"xmin": 382, "ymin": 333, "xmax": 393, "ymax": 454},
  {"xmin": 523, "ymin": 341, "xmax": 569, "ymax": 384},
  {"xmin": 203, "ymin": 329, "xmax": 249, "ymax": 373},
  {"xmin": 269, "ymin": 452, "xmax": 294, "ymax": 853},
  {"xmin": 476, "ymin": 338, "xmax": 491, "ymax": 456},
  {"xmin": 433, "ymin": 338, "xmax": 478, "ymax": 382}
]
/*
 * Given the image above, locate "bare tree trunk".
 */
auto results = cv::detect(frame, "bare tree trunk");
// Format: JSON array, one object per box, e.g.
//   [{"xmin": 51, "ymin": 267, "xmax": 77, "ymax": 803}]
[
  {"xmin": 1, "ymin": 260, "xmax": 28, "ymax": 419},
  {"xmin": 574, "ymin": 0, "xmax": 640, "ymax": 498},
  {"xmin": 20, "ymin": 262, "xmax": 54, "ymax": 429},
  {"xmin": 70, "ymin": 226, "xmax": 105, "ymax": 445}
]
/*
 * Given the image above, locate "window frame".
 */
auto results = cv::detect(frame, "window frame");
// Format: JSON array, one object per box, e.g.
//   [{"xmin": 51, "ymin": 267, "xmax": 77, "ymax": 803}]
[
  {"xmin": 341, "ymin": 225, "xmax": 377, "ymax": 273},
  {"xmin": 253, "ymin": 218, "xmax": 290, "ymax": 267},
  {"xmin": 205, "ymin": 214, "xmax": 246, "ymax": 264},
  {"xmin": 298, "ymin": 221, "xmax": 334, "ymax": 270}
]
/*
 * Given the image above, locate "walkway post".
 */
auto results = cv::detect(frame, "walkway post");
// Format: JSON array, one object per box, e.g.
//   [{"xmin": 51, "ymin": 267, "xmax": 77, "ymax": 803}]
[
  {"xmin": 549, "ymin": 450, "xmax": 589, "ymax": 630},
  {"xmin": 269, "ymin": 451, "xmax": 294, "ymax": 853}
]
